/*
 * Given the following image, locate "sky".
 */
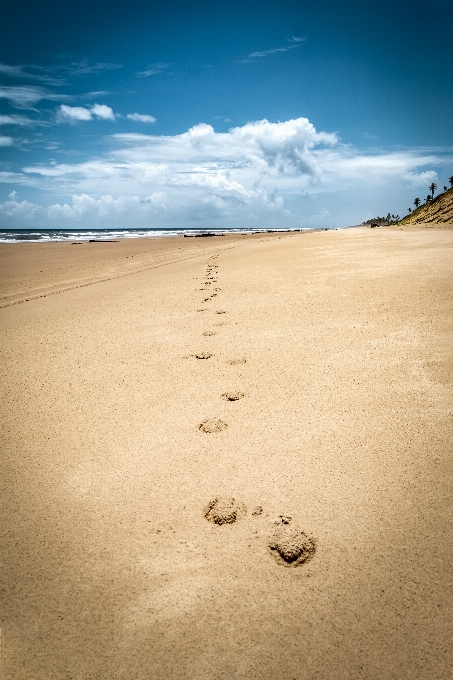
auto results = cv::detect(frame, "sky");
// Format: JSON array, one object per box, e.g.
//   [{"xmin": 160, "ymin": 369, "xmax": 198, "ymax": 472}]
[{"xmin": 0, "ymin": 0, "xmax": 452, "ymax": 230}]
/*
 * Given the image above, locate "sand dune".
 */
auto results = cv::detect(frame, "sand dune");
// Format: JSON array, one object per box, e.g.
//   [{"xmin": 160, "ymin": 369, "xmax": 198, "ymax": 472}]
[{"xmin": 1, "ymin": 227, "xmax": 452, "ymax": 679}]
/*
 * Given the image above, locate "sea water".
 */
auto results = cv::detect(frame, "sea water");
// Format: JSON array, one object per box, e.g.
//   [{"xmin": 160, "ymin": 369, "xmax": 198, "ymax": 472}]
[{"xmin": 0, "ymin": 227, "xmax": 317, "ymax": 243}]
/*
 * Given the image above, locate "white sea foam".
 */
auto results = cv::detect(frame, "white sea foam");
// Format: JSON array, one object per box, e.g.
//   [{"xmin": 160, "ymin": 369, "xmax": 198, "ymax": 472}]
[{"xmin": 0, "ymin": 227, "xmax": 316, "ymax": 243}]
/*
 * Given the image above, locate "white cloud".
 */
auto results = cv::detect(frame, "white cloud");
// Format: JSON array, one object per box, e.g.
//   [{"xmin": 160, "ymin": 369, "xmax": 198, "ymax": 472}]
[
  {"xmin": 91, "ymin": 103, "xmax": 115, "ymax": 120},
  {"xmin": 127, "ymin": 113, "xmax": 157, "ymax": 123},
  {"xmin": 57, "ymin": 105, "xmax": 93, "ymax": 122},
  {"xmin": 0, "ymin": 135, "xmax": 14, "ymax": 146},
  {"xmin": 56, "ymin": 103, "xmax": 115, "ymax": 122},
  {"xmin": 402, "ymin": 170, "xmax": 438, "ymax": 188},
  {"xmin": 3, "ymin": 117, "xmax": 452, "ymax": 230}
]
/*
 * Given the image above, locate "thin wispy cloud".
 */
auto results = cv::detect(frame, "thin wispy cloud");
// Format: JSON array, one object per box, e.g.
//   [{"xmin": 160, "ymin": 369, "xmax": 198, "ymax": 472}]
[
  {"xmin": 126, "ymin": 113, "xmax": 156, "ymax": 123},
  {"xmin": 239, "ymin": 37, "xmax": 306, "ymax": 62},
  {"xmin": 0, "ymin": 63, "xmax": 65, "ymax": 86},
  {"xmin": 249, "ymin": 47, "xmax": 289, "ymax": 58},
  {"xmin": 0, "ymin": 60, "xmax": 122, "ymax": 90},
  {"xmin": 0, "ymin": 114, "xmax": 47, "ymax": 127},
  {"xmin": 65, "ymin": 60, "xmax": 123, "ymax": 76},
  {"xmin": 136, "ymin": 62, "xmax": 170, "ymax": 77},
  {"xmin": 0, "ymin": 86, "xmax": 69, "ymax": 109}
]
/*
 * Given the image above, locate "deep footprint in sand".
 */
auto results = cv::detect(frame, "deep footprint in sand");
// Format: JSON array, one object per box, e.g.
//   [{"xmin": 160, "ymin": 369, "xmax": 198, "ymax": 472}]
[
  {"xmin": 203, "ymin": 331, "xmax": 216, "ymax": 336},
  {"xmin": 216, "ymin": 310, "xmax": 227, "ymax": 315},
  {"xmin": 196, "ymin": 352, "xmax": 212, "ymax": 359},
  {"xmin": 268, "ymin": 516, "xmax": 316, "ymax": 566},
  {"xmin": 204, "ymin": 497, "xmax": 246, "ymax": 524},
  {"xmin": 222, "ymin": 391, "xmax": 244, "ymax": 401},
  {"xmin": 199, "ymin": 418, "xmax": 227, "ymax": 433}
]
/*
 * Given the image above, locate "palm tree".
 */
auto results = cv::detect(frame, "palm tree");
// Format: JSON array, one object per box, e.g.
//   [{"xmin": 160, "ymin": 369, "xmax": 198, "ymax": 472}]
[
  {"xmin": 429, "ymin": 182, "xmax": 437, "ymax": 199},
  {"xmin": 414, "ymin": 198, "xmax": 420, "ymax": 208},
  {"xmin": 426, "ymin": 195, "xmax": 431, "ymax": 203},
  {"xmin": 449, "ymin": 176, "xmax": 453, "ymax": 188}
]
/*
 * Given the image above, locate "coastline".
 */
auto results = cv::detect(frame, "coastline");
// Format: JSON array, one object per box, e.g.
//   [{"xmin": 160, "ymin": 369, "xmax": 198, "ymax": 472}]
[{"xmin": 1, "ymin": 226, "xmax": 452, "ymax": 679}]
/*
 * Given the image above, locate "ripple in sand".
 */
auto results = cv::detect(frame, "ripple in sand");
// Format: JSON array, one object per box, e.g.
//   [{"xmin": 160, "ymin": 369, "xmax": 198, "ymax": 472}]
[
  {"xmin": 199, "ymin": 418, "xmax": 227, "ymax": 433},
  {"xmin": 268, "ymin": 516, "xmax": 315, "ymax": 566},
  {"xmin": 204, "ymin": 497, "xmax": 246, "ymax": 525},
  {"xmin": 222, "ymin": 391, "xmax": 244, "ymax": 401}
]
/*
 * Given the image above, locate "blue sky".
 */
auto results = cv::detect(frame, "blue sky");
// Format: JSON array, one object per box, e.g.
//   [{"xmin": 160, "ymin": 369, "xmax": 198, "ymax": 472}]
[{"xmin": 0, "ymin": 0, "xmax": 452, "ymax": 230}]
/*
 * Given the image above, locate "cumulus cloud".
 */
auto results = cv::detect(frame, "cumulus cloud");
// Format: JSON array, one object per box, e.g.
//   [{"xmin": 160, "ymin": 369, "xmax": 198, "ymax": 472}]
[
  {"xmin": 56, "ymin": 103, "xmax": 115, "ymax": 122},
  {"xmin": 3, "ymin": 117, "xmax": 451, "ymax": 229},
  {"xmin": 127, "ymin": 113, "xmax": 157, "ymax": 123},
  {"xmin": 91, "ymin": 103, "xmax": 115, "ymax": 120},
  {"xmin": 57, "ymin": 105, "xmax": 93, "ymax": 122}
]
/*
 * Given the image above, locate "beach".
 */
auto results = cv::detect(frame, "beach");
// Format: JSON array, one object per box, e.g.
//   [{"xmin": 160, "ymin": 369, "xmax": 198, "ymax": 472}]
[{"xmin": 1, "ymin": 226, "xmax": 452, "ymax": 679}]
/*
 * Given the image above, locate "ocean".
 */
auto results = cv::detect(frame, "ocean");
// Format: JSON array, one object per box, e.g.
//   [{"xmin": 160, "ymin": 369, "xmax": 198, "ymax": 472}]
[{"xmin": 0, "ymin": 227, "xmax": 318, "ymax": 244}]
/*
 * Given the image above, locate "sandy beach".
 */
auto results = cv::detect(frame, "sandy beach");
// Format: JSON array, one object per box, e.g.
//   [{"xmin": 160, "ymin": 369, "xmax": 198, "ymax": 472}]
[{"xmin": 1, "ymin": 226, "xmax": 452, "ymax": 679}]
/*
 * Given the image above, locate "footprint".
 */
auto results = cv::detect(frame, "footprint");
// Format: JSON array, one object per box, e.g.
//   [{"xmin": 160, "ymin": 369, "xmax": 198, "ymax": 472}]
[
  {"xmin": 199, "ymin": 418, "xmax": 227, "ymax": 433},
  {"xmin": 197, "ymin": 308, "xmax": 208, "ymax": 312},
  {"xmin": 227, "ymin": 358, "xmax": 246, "ymax": 365},
  {"xmin": 204, "ymin": 497, "xmax": 246, "ymax": 525},
  {"xmin": 195, "ymin": 352, "xmax": 212, "ymax": 359},
  {"xmin": 216, "ymin": 310, "xmax": 227, "ymax": 315},
  {"xmin": 268, "ymin": 516, "xmax": 316, "ymax": 566},
  {"xmin": 222, "ymin": 391, "xmax": 244, "ymax": 401},
  {"xmin": 203, "ymin": 331, "xmax": 216, "ymax": 336},
  {"xmin": 252, "ymin": 505, "xmax": 263, "ymax": 516}
]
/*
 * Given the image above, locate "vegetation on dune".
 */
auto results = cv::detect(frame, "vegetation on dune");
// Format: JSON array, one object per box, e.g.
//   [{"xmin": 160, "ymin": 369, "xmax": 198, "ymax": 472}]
[
  {"xmin": 397, "ymin": 185, "xmax": 453, "ymax": 225},
  {"xmin": 363, "ymin": 177, "xmax": 453, "ymax": 226}
]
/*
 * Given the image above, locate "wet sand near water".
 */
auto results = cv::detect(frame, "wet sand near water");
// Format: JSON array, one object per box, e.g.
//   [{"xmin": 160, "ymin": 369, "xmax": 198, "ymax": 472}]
[{"xmin": 1, "ymin": 227, "xmax": 452, "ymax": 679}]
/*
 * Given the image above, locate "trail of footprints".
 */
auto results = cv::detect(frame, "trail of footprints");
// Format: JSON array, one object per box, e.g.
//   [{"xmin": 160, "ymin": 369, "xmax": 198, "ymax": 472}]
[{"xmin": 191, "ymin": 253, "xmax": 316, "ymax": 567}]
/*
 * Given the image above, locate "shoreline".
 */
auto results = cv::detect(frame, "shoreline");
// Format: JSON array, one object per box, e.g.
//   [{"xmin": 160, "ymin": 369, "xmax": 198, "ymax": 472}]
[{"xmin": 0, "ymin": 225, "xmax": 340, "ymax": 244}]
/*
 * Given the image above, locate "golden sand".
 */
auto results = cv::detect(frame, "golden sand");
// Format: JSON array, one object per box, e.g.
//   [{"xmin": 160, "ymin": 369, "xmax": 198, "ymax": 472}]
[{"xmin": 1, "ymin": 226, "xmax": 452, "ymax": 679}]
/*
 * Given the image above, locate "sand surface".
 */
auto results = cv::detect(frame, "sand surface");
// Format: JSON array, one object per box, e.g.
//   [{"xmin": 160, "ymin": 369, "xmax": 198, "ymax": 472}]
[{"xmin": 1, "ymin": 227, "xmax": 452, "ymax": 679}]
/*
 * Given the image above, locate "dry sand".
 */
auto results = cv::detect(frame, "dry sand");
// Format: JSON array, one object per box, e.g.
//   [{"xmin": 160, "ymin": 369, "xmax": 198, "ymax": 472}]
[{"xmin": 1, "ymin": 226, "xmax": 452, "ymax": 679}]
